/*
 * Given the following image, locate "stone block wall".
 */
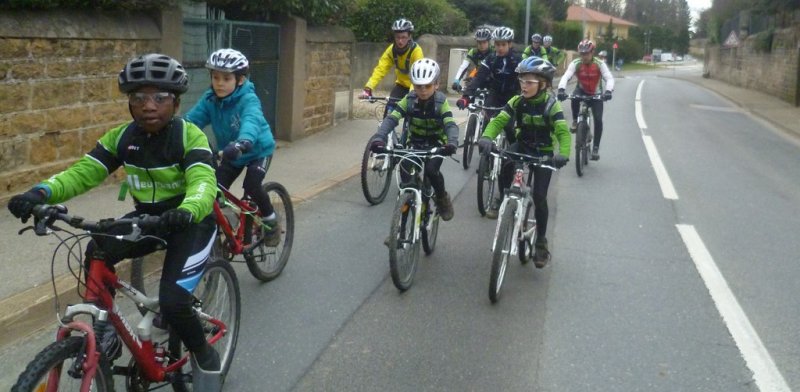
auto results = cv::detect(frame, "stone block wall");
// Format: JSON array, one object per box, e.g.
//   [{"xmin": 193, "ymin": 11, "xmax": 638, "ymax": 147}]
[
  {"xmin": 302, "ymin": 27, "xmax": 355, "ymax": 136},
  {"xmin": 706, "ymin": 26, "xmax": 800, "ymax": 106},
  {"xmin": 0, "ymin": 10, "xmax": 167, "ymax": 203}
]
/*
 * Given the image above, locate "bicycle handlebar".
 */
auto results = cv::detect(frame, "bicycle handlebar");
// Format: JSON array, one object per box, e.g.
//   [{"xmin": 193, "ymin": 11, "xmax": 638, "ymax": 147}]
[
  {"xmin": 359, "ymin": 96, "xmax": 402, "ymax": 104},
  {"xmin": 488, "ymin": 149, "xmax": 558, "ymax": 171},
  {"xmin": 567, "ymin": 94, "xmax": 606, "ymax": 102},
  {"xmin": 23, "ymin": 204, "xmax": 162, "ymax": 240}
]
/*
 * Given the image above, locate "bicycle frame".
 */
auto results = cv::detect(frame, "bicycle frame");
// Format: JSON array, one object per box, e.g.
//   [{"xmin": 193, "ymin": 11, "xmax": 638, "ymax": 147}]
[
  {"xmin": 213, "ymin": 184, "xmax": 262, "ymax": 256},
  {"xmin": 57, "ymin": 258, "xmax": 227, "ymax": 385},
  {"xmin": 381, "ymin": 149, "xmax": 443, "ymax": 244}
]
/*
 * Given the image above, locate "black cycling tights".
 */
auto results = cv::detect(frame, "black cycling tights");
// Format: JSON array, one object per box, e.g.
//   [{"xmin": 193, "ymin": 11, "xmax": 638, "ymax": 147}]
[
  {"xmin": 217, "ymin": 158, "xmax": 275, "ymax": 217},
  {"xmin": 497, "ymin": 143, "xmax": 553, "ymax": 241},
  {"xmin": 570, "ymin": 94, "xmax": 604, "ymax": 148}
]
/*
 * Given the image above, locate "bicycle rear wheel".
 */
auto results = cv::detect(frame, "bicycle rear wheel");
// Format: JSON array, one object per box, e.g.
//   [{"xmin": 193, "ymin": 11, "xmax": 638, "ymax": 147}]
[
  {"xmin": 518, "ymin": 202, "xmax": 536, "ymax": 265},
  {"xmin": 575, "ymin": 121, "xmax": 588, "ymax": 177},
  {"xmin": 489, "ymin": 203, "xmax": 516, "ymax": 303},
  {"xmin": 388, "ymin": 192, "xmax": 421, "ymax": 291},
  {"xmin": 244, "ymin": 182, "xmax": 294, "ymax": 282},
  {"xmin": 476, "ymin": 153, "xmax": 495, "ymax": 216},
  {"xmin": 168, "ymin": 258, "xmax": 241, "ymax": 391},
  {"xmin": 462, "ymin": 114, "xmax": 478, "ymax": 170},
  {"xmin": 421, "ymin": 199, "xmax": 439, "ymax": 255},
  {"xmin": 12, "ymin": 336, "xmax": 114, "ymax": 392},
  {"xmin": 360, "ymin": 139, "xmax": 393, "ymax": 205}
]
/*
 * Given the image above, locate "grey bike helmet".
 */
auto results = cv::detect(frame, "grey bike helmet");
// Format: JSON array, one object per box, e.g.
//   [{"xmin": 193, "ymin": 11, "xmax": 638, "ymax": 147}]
[
  {"xmin": 515, "ymin": 56, "xmax": 556, "ymax": 83},
  {"xmin": 119, "ymin": 53, "xmax": 189, "ymax": 94},
  {"xmin": 543, "ymin": 35, "xmax": 553, "ymax": 45},
  {"xmin": 531, "ymin": 33, "xmax": 543, "ymax": 44},
  {"xmin": 392, "ymin": 18, "xmax": 414, "ymax": 33},
  {"xmin": 206, "ymin": 48, "xmax": 249, "ymax": 75},
  {"xmin": 475, "ymin": 26, "xmax": 492, "ymax": 41},
  {"xmin": 492, "ymin": 27, "xmax": 514, "ymax": 42},
  {"xmin": 410, "ymin": 58, "xmax": 440, "ymax": 85}
]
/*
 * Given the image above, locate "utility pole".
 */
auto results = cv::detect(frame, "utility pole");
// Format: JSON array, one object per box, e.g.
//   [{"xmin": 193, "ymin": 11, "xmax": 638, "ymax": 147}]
[{"xmin": 524, "ymin": 0, "xmax": 532, "ymax": 46}]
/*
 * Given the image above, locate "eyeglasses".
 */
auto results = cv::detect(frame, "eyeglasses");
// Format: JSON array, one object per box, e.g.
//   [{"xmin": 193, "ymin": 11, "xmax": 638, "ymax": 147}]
[
  {"xmin": 518, "ymin": 78, "xmax": 541, "ymax": 87},
  {"xmin": 128, "ymin": 92, "xmax": 175, "ymax": 107},
  {"xmin": 413, "ymin": 83, "xmax": 435, "ymax": 89}
]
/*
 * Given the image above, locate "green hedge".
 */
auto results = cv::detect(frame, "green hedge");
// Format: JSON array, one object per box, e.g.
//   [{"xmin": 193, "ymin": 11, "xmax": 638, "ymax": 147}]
[
  {"xmin": 2, "ymin": 0, "xmax": 176, "ymax": 9},
  {"xmin": 347, "ymin": 0, "xmax": 469, "ymax": 42}
]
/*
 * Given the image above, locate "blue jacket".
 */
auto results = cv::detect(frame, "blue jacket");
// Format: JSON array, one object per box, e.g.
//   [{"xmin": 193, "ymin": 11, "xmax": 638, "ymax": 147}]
[{"xmin": 184, "ymin": 80, "xmax": 275, "ymax": 167}]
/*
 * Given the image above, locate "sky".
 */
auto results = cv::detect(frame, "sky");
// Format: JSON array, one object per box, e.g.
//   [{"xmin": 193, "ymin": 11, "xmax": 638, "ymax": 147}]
[{"xmin": 687, "ymin": 0, "xmax": 712, "ymax": 21}]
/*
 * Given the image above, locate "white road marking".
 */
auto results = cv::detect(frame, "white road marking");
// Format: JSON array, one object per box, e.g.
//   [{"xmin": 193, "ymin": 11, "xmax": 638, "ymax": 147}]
[
  {"xmin": 676, "ymin": 224, "xmax": 792, "ymax": 392},
  {"xmin": 636, "ymin": 80, "xmax": 677, "ymax": 199},
  {"xmin": 689, "ymin": 104, "xmax": 742, "ymax": 112}
]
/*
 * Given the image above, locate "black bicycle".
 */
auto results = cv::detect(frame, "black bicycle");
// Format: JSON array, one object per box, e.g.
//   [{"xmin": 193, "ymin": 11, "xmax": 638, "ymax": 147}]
[
  {"xmin": 567, "ymin": 94, "xmax": 605, "ymax": 177},
  {"xmin": 359, "ymin": 96, "xmax": 403, "ymax": 205}
]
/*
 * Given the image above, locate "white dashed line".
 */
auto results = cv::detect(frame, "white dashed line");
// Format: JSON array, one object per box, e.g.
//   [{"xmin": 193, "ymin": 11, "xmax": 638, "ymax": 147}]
[{"xmin": 636, "ymin": 80, "xmax": 677, "ymax": 199}]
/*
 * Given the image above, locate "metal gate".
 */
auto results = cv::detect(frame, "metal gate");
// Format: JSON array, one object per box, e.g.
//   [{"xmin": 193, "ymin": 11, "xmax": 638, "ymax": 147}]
[{"xmin": 183, "ymin": 17, "xmax": 280, "ymax": 143}]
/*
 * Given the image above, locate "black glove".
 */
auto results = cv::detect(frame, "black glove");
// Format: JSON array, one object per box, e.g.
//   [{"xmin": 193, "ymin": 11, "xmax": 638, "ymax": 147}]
[
  {"xmin": 8, "ymin": 189, "xmax": 47, "ymax": 222},
  {"xmin": 557, "ymin": 89, "xmax": 567, "ymax": 101},
  {"xmin": 370, "ymin": 136, "xmax": 387, "ymax": 153},
  {"xmin": 451, "ymin": 82, "xmax": 461, "ymax": 92},
  {"xmin": 603, "ymin": 90, "xmax": 613, "ymax": 101},
  {"xmin": 552, "ymin": 154, "xmax": 569, "ymax": 168},
  {"xmin": 237, "ymin": 140, "xmax": 253, "ymax": 153},
  {"xmin": 456, "ymin": 96, "xmax": 470, "ymax": 110},
  {"xmin": 477, "ymin": 137, "xmax": 494, "ymax": 154},
  {"xmin": 160, "ymin": 208, "xmax": 193, "ymax": 231},
  {"xmin": 441, "ymin": 143, "xmax": 457, "ymax": 156},
  {"xmin": 222, "ymin": 142, "xmax": 243, "ymax": 161}
]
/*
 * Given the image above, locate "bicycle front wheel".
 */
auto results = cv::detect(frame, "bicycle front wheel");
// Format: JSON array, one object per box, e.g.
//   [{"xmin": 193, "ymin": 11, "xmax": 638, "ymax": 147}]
[
  {"xmin": 462, "ymin": 114, "xmax": 478, "ymax": 170},
  {"xmin": 168, "ymin": 258, "xmax": 241, "ymax": 391},
  {"xmin": 489, "ymin": 203, "xmax": 516, "ymax": 303},
  {"xmin": 575, "ymin": 121, "xmax": 588, "ymax": 177},
  {"xmin": 244, "ymin": 182, "xmax": 294, "ymax": 282},
  {"xmin": 388, "ymin": 192, "xmax": 421, "ymax": 291},
  {"xmin": 476, "ymin": 154, "xmax": 495, "ymax": 216},
  {"xmin": 12, "ymin": 336, "xmax": 114, "ymax": 392},
  {"xmin": 360, "ymin": 139, "xmax": 393, "ymax": 205},
  {"xmin": 421, "ymin": 199, "xmax": 439, "ymax": 255}
]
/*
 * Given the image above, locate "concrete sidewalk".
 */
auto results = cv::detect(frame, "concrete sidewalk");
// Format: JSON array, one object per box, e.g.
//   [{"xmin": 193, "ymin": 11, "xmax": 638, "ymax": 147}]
[{"xmin": 0, "ymin": 96, "xmax": 469, "ymax": 350}]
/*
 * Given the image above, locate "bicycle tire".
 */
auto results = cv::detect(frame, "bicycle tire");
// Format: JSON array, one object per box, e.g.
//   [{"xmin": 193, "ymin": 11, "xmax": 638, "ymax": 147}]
[
  {"xmin": 575, "ymin": 121, "xmax": 588, "ymax": 177},
  {"xmin": 244, "ymin": 182, "xmax": 294, "ymax": 282},
  {"xmin": 421, "ymin": 199, "xmax": 439, "ymax": 255},
  {"xmin": 360, "ymin": 139, "xmax": 393, "ymax": 205},
  {"xmin": 476, "ymin": 154, "xmax": 495, "ymax": 216},
  {"xmin": 168, "ymin": 258, "xmax": 241, "ymax": 391},
  {"xmin": 518, "ymin": 202, "xmax": 536, "ymax": 265},
  {"xmin": 388, "ymin": 192, "xmax": 421, "ymax": 291},
  {"xmin": 462, "ymin": 114, "xmax": 478, "ymax": 170},
  {"xmin": 489, "ymin": 203, "xmax": 516, "ymax": 303},
  {"xmin": 12, "ymin": 336, "xmax": 114, "ymax": 392}
]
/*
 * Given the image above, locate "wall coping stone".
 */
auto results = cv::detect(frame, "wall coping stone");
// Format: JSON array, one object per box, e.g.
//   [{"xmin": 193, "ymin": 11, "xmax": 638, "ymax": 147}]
[
  {"xmin": 0, "ymin": 10, "xmax": 160, "ymax": 40},
  {"xmin": 307, "ymin": 26, "xmax": 355, "ymax": 44}
]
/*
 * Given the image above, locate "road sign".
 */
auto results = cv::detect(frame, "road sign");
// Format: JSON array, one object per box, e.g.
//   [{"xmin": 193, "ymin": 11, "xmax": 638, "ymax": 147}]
[
  {"xmin": 613, "ymin": 42, "xmax": 618, "ymax": 49},
  {"xmin": 723, "ymin": 31, "xmax": 741, "ymax": 47}
]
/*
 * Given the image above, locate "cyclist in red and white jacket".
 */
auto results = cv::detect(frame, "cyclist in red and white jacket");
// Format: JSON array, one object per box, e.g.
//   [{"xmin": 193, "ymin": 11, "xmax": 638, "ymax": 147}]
[{"xmin": 557, "ymin": 39, "xmax": 614, "ymax": 160}]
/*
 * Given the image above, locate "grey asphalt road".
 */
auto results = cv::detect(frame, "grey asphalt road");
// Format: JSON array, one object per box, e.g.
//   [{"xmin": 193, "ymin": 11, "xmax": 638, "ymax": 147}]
[{"xmin": 3, "ymin": 67, "xmax": 798, "ymax": 391}]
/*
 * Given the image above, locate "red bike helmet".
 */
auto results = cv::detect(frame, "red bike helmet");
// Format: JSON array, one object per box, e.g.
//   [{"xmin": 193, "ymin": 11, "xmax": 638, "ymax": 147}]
[{"xmin": 577, "ymin": 39, "xmax": 595, "ymax": 54}]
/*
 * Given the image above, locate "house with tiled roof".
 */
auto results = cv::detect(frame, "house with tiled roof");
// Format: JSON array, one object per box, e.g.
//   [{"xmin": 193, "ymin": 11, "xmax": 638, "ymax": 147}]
[{"xmin": 567, "ymin": 5, "xmax": 637, "ymax": 41}]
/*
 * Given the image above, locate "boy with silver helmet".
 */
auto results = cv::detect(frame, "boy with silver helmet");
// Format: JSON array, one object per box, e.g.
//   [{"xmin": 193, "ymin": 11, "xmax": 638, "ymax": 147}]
[
  {"xmin": 452, "ymin": 25, "xmax": 494, "ymax": 92},
  {"xmin": 477, "ymin": 56, "xmax": 571, "ymax": 267},
  {"xmin": 370, "ymin": 58, "xmax": 459, "ymax": 221}
]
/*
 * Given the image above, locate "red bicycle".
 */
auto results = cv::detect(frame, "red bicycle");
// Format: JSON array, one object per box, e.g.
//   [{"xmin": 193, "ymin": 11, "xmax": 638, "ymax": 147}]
[{"xmin": 11, "ymin": 205, "xmax": 241, "ymax": 392}]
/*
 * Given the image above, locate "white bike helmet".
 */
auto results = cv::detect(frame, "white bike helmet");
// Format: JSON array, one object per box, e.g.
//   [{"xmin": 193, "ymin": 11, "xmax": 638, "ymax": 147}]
[
  {"xmin": 543, "ymin": 35, "xmax": 553, "ymax": 44},
  {"xmin": 206, "ymin": 48, "xmax": 249, "ymax": 75},
  {"xmin": 410, "ymin": 58, "xmax": 440, "ymax": 85},
  {"xmin": 492, "ymin": 27, "xmax": 514, "ymax": 42},
  {"xmin": 474, "ymin": 26, "xmax": 492, "ymax": 41},
  {"xmin": 531, "ymin": 33, "xmax": 543, "ymax": 44},
  {"xmin": 392, "ymin": 18, "xmax": 414, "ymax": 33}
]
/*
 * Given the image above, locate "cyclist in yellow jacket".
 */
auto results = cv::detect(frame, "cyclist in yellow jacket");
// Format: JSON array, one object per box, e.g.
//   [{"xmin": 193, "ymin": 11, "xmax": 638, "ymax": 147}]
[{"xmin": 359, "ymin": 18, "xmax": 424, "ymax": 115}]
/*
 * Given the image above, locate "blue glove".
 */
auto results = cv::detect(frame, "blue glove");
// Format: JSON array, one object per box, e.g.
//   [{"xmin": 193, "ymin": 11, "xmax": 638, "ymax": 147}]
[
  {"xmin": 222, "ymin": 142, "xmax": 242, "ymax": 161},
  {"xmin": 477, "ymin": 137, "xmax": 494, "ymax": 154},
  {"xmin": 8, "ymin": 189, "xmax": 47, "ymax": 222},
  {"xmin": 441, "ymin": 143, "xmax": 457, "ymax": 156},
  {"xmin": 160, "ymin": 208, "xmax": 193, "ymax": 231}
]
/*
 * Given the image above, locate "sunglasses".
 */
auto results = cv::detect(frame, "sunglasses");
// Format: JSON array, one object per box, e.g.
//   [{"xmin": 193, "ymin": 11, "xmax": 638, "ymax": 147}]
[
  {"xmin": 128, "ymin": 92, "xmax": 175, "ymax": 107},
  {"xmin": 518, "ymin": 78, "xmax": 541, "ymax": 87}
]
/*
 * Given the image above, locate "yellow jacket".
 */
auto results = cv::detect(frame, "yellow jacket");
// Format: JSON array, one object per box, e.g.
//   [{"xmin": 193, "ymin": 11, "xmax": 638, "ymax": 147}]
[{"xmin": 365, "ymin": 42, "xmax": 424, "ymax": 90}]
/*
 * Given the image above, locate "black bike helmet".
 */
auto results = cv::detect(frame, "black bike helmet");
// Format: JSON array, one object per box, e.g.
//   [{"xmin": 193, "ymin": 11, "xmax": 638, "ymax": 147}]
[
  {"xmin": 515, "ymin": 56, "xmax": 556, "ymax": 83},
  {"xmin": 118, "ymin": 53, "xmax": 189, "ymax": 94}
]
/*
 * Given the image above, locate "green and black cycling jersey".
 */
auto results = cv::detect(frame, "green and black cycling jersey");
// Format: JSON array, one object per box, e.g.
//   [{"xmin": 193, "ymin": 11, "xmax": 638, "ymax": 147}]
[
  {"xmin": 482, "ymin": 91, "xmax": 571, "ymax": 156},
  {"xmin": 376, "ymin": 90, "xmax": 459, "ymax": 146},
  {"xmin": 36, "ymin": 118, "xmax": 217, "ymax": 222}
]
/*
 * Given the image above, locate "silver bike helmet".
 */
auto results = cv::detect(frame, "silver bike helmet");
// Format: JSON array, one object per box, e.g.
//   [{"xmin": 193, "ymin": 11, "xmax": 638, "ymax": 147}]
[
  {"xmin": 543, "ymin": 35, "xmax": 553, "ymax": 45},
  {"xmin": 410, "ymin": 58, "xmax": 440, "ymax": 85},
  {"xmin": 474, "ymin": 26, "xmax": 492, "ymax": 41},
  {"xmin": 531, "ymin": 33, "xmax": 543, "ymax": 44},
  {"xmin": 392, "ymin": 18, "xmax": 414, "ymax": 33},
  {"xmin": 118, "ymin": 53, "xmax": 189, "ymax": 94},
  {"xmin": 492, "ymin": 27, "xmax": 514, "ymax": 42},
  {"xmin": 206, "ymin": 48, "xmax": 249, "ymax": 75}
]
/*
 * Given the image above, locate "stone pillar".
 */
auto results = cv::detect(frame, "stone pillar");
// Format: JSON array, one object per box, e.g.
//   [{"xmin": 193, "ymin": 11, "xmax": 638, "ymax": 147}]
[
  {"xmin": 276, "ymin": 15, "xmax": 307, "ymax": 141},
  {"xmin": 157, "ymin": 6, "xmax": 183, "ymax": 61}
]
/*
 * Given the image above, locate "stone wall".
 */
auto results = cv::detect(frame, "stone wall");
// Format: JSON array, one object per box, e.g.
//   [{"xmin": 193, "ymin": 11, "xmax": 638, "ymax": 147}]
[
  {"xmin": 706, "ymin": 26, "xmax": 800, "ymax": 106},
  {"xmin": 0, "ymin": 10, "xmax": 177, "ymax": 203},
  {"xmin": 302, "ymin": 27, "xmax": 355, "ymax": 136}
]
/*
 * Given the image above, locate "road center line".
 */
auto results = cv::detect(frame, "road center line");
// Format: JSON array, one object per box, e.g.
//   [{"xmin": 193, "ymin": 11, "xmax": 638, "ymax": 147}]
[
  {"xmin": 676, "ymin": 224, "xmax": 792, "ymax": 392},
  {"xmin": 636, "ymin": 80, "xmax": 678, "ymax": 200}
]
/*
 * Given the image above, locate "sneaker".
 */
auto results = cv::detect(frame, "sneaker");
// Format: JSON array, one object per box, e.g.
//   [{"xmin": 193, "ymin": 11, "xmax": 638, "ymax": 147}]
[
  {"xmin": 591, "ymin": 146, "xmax": 600, "ymax": 161},
  {"xmin": 533, "ymin": 239, "xmax": 551, "ymax": 268},
  {"xmin": 435, "ymin": 192, "xmax": 454, "ymax": 221},
  {"xmin": 485, "ymin": 198, "xmax": 501, "ymax": 220},
  {"xmin": 194, "ymin": 343, "xmax": 221, "ymax": 372},
  {"xmin": 95, "ymin": 321, "xmax": 122, "ymax": 361},
  {"xmin": 262, "ymin": 218, "xmax": 281, "ymax": 247},
  {"xmin": 570, "ymin": 121, "xmax": 578, "ymax": 133}
]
